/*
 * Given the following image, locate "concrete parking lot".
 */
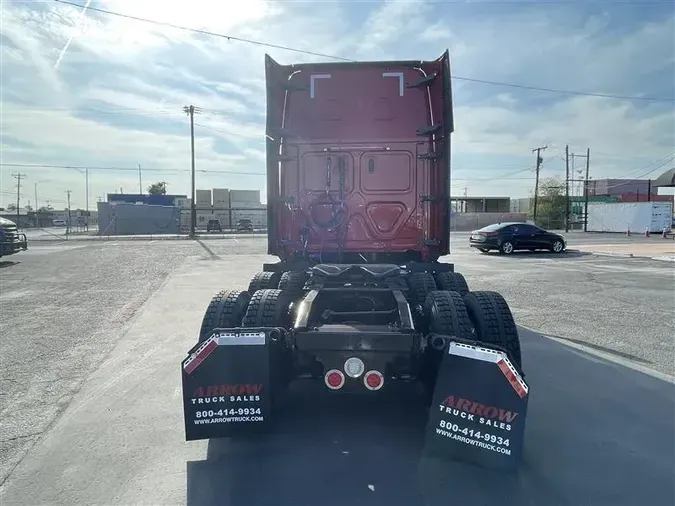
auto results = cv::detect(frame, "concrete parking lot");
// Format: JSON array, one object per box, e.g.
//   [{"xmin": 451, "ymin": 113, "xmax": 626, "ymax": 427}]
[{"xmin": 0, "ymin": 235, "xmax": 673, "ymax": 505}]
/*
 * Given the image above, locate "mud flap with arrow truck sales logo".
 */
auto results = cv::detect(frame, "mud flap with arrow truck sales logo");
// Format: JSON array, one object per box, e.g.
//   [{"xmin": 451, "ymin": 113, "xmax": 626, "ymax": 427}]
[
  {"xmin": 181, "ymin": 328, "xmax": 283, "ymax": 441},
  {"xmin": 423, "ymin": 338, "xmax": 529, "ymax": 471}
]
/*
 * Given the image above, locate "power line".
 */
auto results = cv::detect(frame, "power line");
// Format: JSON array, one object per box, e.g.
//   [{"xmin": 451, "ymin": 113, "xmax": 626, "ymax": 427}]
[
  {"xmin": 600, "ymin": 151, "xmax": 675, "ymax": 189},
  {"xmin": 0, "ymin": 162, "xmax": 265, "ymax": 176},
  {"xmin": 0, "ymin": 190, "xmax": 68, "ymax": 205},
  {"xmin": 52, "ymin": 0, "xmax": 675, "ymax": 103},
  {"xmin": 0, "ymin": 162, "xmax": 540, "ymax": 180}
]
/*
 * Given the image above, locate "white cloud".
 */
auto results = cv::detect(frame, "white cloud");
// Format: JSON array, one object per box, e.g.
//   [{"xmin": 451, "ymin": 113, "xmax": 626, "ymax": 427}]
[{"xmin": 1, "ymin": 0, "xmax": 674, "ymax": 209}]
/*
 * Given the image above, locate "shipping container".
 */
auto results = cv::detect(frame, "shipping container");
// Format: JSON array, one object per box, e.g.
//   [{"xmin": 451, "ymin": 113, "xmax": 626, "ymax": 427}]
[
  {"xmin": 229, "ymin": 189, "xmax": 261, "ymax": 206},
  {"xmin": 587, "ymin": 202, "xmax": 673, "ymax": 233},
  {"xmin": 212, "ymin": 188, "xmax": 230, "ymax": 207},
  {"xmin": 195, "ymin": 190, "xmax": 212, "ymax": 207}
]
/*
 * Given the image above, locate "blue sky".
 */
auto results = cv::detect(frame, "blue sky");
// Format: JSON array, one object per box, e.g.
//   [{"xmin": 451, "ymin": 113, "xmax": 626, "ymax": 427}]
[{"xmin": 0, "ymin": 0, "xmax": 673, "ymax": 210}]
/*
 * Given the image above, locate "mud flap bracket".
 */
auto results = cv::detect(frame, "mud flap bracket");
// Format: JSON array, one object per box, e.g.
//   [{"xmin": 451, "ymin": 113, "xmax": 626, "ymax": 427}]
[
  {"xmin": 423, "ymin": 337, "xmax": 529, "ymax": 471},
  {"xmin": 181, "ymin": 327, "xmax": 286, "ymax": 441}
]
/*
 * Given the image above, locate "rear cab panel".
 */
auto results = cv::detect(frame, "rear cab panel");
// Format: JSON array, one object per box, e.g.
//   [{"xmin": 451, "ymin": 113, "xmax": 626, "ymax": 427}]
[{"xmin": 265, "ymin": 52, "xmax": 453, "ymax": 262}]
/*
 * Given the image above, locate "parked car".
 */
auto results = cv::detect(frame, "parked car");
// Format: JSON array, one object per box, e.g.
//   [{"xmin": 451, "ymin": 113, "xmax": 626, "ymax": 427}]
[
  {"xmin": 469, "ymin": 222, "xmax": 566, "ymax": 255},
  {"xmin": 206, "ymin": 219, "xmax": 222, "ymax": 233},
  {"xmin": 236, "ymin": 218, "xmax": 254, "ymax": 232}
]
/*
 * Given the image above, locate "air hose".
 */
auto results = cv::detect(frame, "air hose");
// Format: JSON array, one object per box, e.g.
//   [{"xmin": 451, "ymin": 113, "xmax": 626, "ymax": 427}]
[{"xmin": 309, "ymin": 155, "xmax": 347, "ymax": 230}]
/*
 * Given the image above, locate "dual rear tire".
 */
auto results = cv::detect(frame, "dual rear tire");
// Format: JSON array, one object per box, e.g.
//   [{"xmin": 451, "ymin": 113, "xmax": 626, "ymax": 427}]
[
  {"xmin": 198, "ymin": 269, "xmax": 301, "ymax": 343},
  {"xmin": 423, "ymin": 289, "xmax": 522, "ymax": 372}
]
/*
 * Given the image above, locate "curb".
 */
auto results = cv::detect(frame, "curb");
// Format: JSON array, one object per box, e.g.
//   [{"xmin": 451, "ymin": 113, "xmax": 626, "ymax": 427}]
[
  {"xmin": 589, "ymin": 251, "xmax": 634, "ymax": 258},
  {"xmin": 651, "ymin": 255, "xmax": 675, "ymax": 263},
  {"xmin": 574, "ymin": 250, "xmax": 675, "ymax": 263}
]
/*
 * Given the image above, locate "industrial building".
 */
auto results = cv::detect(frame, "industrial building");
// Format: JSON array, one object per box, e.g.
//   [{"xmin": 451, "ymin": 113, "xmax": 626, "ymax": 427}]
[
  {"xmin": 178, "ymin": 188, "xmax": 267, "ymax": 231},
  {"xmin": 107, "ymin": 193, "xmax": 187, "ymax": 207},
  {"xmin": 450, "ymin": 196, "xmax": 526, "ymax": 231},
  {"xmin": 101, "ymin": 188, "xmax": 267, "ymax": 234},
  {"xmin": 97, "ymin": 202, "xmax": 180, "ymax": 235},
  {"xmin": 451, "ymin": 196, "xmax": 510, "ymax": 213},
  {"xmin": 0, "ymin": 208, "xmax": 98, "ymax": 229},
  {"xmin": 588, "ymin": 179, "xmax": 658, "ymax": 199}
]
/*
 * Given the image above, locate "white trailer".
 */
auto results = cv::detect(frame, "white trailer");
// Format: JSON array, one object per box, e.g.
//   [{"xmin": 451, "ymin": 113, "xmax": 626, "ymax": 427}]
[{"xmin": 587, "ymin": 201, "xmax": 673, "ymax": 233}]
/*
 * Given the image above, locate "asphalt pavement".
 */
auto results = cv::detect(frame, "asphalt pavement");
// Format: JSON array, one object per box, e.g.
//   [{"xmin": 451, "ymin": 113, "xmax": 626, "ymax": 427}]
[{"xmin": 0, "ymin": 236, "xmax": 673, "ymax": 505}]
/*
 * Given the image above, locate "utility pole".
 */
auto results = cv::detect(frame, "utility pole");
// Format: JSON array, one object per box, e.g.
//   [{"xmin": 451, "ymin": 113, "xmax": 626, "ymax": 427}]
[
  {"xmin": 184, "ymin": 105, "xmax": 201, "ymax": 238},
  {"xmin": 583, "ymin": 148, "xmax": 591, "ymax": 232},
  {"xmin": 34, "ymin": 182, "xmax": 39, "ymax": 227},
  {"xmin": 566, "ymin": 149, "xmax": 590, "ymax": 232},
  {"xmin": 565, "ymin": 145, "xmax": 570, "ymax": 232},
  {"xmin": 532, "ymin": 146, "xmax": 547, "ymax": 223},
  {"xmin": 85, "ymin": 168, "xmax": 89, "ymax": 230},
  {"xmin": 138, "ymin": 164, "xmax": 143, "ymax": 194},
  {"xmin": 12, "ymin": 173, "xmax": 26, "ymax": 228},
  {"xmin": 66, "ymin": 190, "xmax": 72, "ymax": 237}
]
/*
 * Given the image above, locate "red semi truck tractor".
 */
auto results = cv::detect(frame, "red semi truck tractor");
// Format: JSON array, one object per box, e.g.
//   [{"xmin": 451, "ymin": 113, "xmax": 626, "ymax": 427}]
[{"xmin": 181, "ymin": 51, "xmax": 528, "ymax": 466}]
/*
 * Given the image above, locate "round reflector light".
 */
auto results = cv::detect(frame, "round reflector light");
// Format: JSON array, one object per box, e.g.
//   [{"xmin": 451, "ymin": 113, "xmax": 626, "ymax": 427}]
[
  {"xmin": 364, "ymin": 370, "xmax": 384, "ymax": 391},
  {"xmin": 344, "ymin": 357, "xmax": 365, "ymax": 378},
  {"xmin": 325, "ymin": 369, "xmax": 345, "ymax": 390}
]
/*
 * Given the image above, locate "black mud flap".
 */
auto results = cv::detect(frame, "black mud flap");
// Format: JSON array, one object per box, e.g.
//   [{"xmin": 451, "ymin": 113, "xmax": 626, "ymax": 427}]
[
  {"xmin": 181, "ymin": 327, "xmax": 283, "ymax": 441},
  {"xmin": 423, "ymin": 337, "xmax": 529, "ymax": 471}
]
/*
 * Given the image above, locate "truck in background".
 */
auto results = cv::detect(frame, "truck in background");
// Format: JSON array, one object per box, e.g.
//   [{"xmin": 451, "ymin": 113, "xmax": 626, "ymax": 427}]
[{"xmin": 0, "ymin": 217, "xmax": 28, "ymax": 259}]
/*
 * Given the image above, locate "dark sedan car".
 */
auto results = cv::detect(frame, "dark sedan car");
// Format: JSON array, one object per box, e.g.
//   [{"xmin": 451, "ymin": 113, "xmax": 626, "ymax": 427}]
[{"xmin": 469, "ymin": 222, "xmax": 566, "ymax": 255}]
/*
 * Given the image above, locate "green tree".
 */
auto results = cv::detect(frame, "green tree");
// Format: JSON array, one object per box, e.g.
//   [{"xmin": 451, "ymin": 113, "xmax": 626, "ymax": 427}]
[
  {"xmin": 529, "ymin": 176, "xmax": 567, "ymax": 228},
  {"xmin": 147, "ymin": 181, "xmax": 167, "ymax": 195}
]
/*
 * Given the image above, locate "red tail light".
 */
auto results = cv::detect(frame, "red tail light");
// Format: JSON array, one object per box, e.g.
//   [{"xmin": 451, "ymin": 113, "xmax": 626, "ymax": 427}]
[
  {"xmin": 483, "ymin": 231, "xmax": 499, "ymax": 236},
  {"xmin": 325, "ymin": 369, "xmax": 345, "ymax": 390},
  {"xmin": 363, "ymin": 370, "xmax": 384, "ymax": 391}
]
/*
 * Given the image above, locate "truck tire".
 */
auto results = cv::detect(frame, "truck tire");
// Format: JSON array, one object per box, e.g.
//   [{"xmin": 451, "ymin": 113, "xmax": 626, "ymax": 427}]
[
  {"xmin": 420, "ymin": 290, "xmax": 473, "ymax": 400},
  {"xmin": 407, "ymin": 272, "xmax": 437, "ymax": 306},
  {"xmin": 434, "ymin": 272, "xmax": 470, "ymax": 297},
  {"xmin": 242, "ymin": 289, "xmax": 293, "ymax": 328},
  {"xmin": 277, "ymin": 271, "xmax": 307, "ymax": 294},
  {"xmin": 425, "ymin": 290, "xmax": 473, "ymax": 338},
  {"xmin": 198, "ymin": 290, "xmax": 251, "ymax": 342},
  {"xmin": 464, "ymin": 291, "xmax": 522, "ymax": 371},
  {"xmin": 248, "ymin": 271, "xmax": 282, "ymax": 294}
]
